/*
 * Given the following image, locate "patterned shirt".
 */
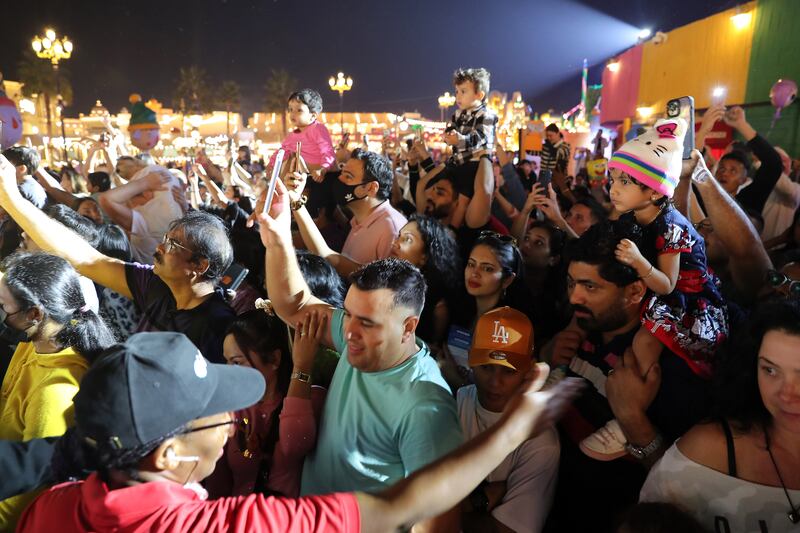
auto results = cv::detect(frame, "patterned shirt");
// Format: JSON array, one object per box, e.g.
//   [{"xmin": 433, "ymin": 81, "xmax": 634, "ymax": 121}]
[
  {"xmin": 530, "ymin": 140, "xmax": 571, "ymax": 173},
  {"xmin": 446, "ymin": 102, "xmax": 498, "ymax": 166}
]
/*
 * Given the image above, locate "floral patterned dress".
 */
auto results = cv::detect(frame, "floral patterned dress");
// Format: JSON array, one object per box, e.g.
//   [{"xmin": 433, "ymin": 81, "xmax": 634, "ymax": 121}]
[{"xmin": 632, "ymin": 206, "xmax": 728, "ymax": 378}]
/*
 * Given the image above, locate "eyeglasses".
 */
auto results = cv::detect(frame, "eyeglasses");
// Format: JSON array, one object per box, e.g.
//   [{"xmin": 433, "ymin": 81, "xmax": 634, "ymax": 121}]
[
  {"xmin": 766, "ymin": 270, "xmax": 800, "ymax": 298},
  {"xmin": 179, "ymin": 417, "xmax": 239, "ymax": 437},
  {"xmin": 161, "ymin": 235, "xmax": 192, "ymax": 254},
  {"xmin": 479, "ymin": 230, "xmax": 518, "ymax": 247}
]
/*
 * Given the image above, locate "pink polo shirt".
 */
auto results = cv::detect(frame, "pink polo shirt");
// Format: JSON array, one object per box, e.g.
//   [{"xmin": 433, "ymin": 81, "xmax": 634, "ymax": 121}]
[
  {"xmin": 268, "ymin": 121, "xmax": 335, "ymax": 170},
  {"xmin": 341, "ymin": 201, "xmax": 407, "ymax": 264}
]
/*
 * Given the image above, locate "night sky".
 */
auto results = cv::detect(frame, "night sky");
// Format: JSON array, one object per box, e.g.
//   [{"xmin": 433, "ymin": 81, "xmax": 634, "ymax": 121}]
[{"xmin": 3, "ymin": 0, "xmax": 737, "ymax": 120}]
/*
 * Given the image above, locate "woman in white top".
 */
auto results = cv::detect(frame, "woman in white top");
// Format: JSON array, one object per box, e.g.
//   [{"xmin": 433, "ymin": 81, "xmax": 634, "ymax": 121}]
[{"xmin": 640, "ymin": 299, "xmax": 800, "ymax": 532}]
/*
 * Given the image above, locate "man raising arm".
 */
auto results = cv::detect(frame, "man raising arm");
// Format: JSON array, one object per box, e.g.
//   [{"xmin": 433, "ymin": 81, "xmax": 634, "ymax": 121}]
[{"xmin": 0, "ymin": 154, "xmax": 130, "ymax": 298}]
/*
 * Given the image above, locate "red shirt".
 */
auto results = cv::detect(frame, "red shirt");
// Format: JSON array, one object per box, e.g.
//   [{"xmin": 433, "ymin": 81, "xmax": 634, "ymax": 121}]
[{"xmin": 16, "ymin": 473, "xmax": 360, "ymax": 533}]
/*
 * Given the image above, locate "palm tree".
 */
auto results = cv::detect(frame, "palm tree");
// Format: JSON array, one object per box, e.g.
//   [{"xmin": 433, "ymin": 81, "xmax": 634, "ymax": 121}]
[
  {"xmin": 17, "ymin": 49, "xmax": 74, "ymax": 138},
  {"xmin": 173, "ymin": 66, "xmax": 213, "ymax": 116},
  {"xmin": 264, "ymin": 69, "xmax": 297, "ymax": 138},
  {"xmin": 217, "ymin": 80, "xmax": 241, "ymax": 143}
]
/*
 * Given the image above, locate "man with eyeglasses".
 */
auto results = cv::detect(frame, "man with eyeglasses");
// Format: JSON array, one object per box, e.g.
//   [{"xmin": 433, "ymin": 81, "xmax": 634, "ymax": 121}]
[
  {"xmin": 259, "ymin": 177, "xmax": 465, "ymax": 532},
  {"xmin": 2, "ymin": 331, "xmax": 582, "ymax": 533},
  {"xmin": 0, "ymin": 154, "xmax": 235, "ymax": 364}
]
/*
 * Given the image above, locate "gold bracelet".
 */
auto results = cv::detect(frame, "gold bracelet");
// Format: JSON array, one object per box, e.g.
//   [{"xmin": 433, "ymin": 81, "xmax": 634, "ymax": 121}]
[
  {"xmin": 641, "ymin": 264, "xmax": 654, "ymax": 279},
  {"xmin": 290, "ymin": 195, "xmax": 308, "ymax": 212}
]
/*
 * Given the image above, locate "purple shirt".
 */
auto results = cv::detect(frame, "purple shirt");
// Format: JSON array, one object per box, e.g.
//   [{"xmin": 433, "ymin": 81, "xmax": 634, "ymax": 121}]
[{"xmin": 268, "ymin": 121, "xmax": 336, "ymax": 170}]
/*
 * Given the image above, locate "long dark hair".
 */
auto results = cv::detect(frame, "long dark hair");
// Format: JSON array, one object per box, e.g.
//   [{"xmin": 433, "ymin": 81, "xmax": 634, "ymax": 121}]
[
  {"xmin": 296, "ymin": 250, "xmax": 346, "ymax": 307},
  {"xmin": 2, "ymin": 252, "xmax": 115, "ymax": 360},
  {"xmin": 410, "ymin": 214, "xmax": 462, "ymax": 295},
  {"xmin": 711, "ymin": 299, "xmax": 800, "ymax": 432},
  {"xmin": 225, "ymin": 310, "xmax": 291, "ymax": 489},
  {"xmin": 226, "ymin": 310, "xmax": 291, "ymax": 391}
]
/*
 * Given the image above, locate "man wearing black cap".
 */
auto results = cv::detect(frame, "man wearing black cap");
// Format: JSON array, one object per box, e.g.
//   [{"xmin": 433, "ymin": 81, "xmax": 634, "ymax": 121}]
[
  {"xmin": 0, "ymin": 154, "xmax": 235, "ymax": 363},
  {"xmin": 714, "ymin": 106, "xmax": 782, "ymax": 215},
  {"xmin": 13, "ymin": 331, "xmax": 582, "ymax": 533}
]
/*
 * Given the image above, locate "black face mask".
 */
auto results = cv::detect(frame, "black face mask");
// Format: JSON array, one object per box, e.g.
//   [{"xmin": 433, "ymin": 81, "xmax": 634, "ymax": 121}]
[
  {"xmin": 331, "ymin": 179, "xmax": 376, "ymax": 206},
  {"xmin": 0, "ymin": 308, "xmax": 29, "ymax": 345}
]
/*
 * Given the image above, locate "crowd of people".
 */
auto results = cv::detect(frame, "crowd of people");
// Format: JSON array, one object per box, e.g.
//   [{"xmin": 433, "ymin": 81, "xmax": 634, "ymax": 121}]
[{"xmin": 0, "ymin": 66, "xmax": 797, "ymax": 533}]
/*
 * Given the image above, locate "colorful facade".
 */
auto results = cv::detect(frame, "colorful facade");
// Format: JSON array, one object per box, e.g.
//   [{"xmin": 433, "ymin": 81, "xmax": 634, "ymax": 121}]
[{"xmin": 601, "ymin": 0, "xmax": 799, "ymax": 155}]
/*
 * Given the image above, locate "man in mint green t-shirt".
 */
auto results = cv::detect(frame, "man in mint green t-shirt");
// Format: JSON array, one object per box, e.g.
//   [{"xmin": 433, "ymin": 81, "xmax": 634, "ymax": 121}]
[{"xmin": 259, "ymin": 179, "xmax": 464, "ymax": 531}]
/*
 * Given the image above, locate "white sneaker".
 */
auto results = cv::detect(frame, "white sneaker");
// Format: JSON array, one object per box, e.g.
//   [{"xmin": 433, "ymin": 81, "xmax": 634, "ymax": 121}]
[{"xmin": 579, "ymin": 419, "xmax": 628, "ymax": 461}]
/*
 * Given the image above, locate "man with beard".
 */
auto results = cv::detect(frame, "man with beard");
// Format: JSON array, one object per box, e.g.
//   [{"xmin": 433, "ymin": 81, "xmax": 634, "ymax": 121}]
[
  {"xmin": 334, "ymin": 149, "xmax": 407, "ymax": 265},
  {"xmin": 0, "ymin": 158, "xmax": 234, "ymax": 363},
  {"xmin": 541, "ymin": 220, "xmax": 711, "ymax": 532},
  {"xmin": 419, "ymin": 159, "xmax": 504, "ymax": 257}
]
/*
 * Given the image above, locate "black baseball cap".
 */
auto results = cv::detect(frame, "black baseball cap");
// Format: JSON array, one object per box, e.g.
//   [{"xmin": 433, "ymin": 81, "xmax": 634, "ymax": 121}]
[
  {"xmin": 720, "ymin": 150, "xmax": 752, "ymax": 173},
  {"xmin": 74, "ymin": 332, "xmax": 265, "ymax": 450}
]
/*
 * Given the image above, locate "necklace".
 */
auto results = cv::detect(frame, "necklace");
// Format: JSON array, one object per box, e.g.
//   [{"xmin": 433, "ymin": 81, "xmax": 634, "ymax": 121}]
[{"xmin": 763, "ymin": 424, "xmax": 800, "ymax": 524}]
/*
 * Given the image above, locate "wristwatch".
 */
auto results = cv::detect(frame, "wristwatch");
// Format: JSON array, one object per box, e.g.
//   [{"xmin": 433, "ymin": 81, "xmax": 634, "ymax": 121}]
[
  {"xmin": 468, "ymin": 484, "xmax": 489, "ymax": 513},
  {"xmin": 290, "ymin": 370, "xmax": 311, "ymax": 383},
  {"xmin": 625, "ymin": 433, "xmax": 664, "ymax": 460}
]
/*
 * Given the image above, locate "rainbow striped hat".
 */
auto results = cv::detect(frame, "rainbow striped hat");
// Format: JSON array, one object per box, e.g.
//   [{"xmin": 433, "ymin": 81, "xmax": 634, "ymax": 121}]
[{"xmin": 608, "ymin": 118, "xmax": 686, "ymax": 198}]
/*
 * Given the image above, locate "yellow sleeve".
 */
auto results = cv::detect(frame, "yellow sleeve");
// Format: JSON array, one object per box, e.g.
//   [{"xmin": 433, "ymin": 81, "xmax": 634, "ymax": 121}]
[{"xmin": 22, "ymin": 378, "xmax": 80, "ymax": 441}]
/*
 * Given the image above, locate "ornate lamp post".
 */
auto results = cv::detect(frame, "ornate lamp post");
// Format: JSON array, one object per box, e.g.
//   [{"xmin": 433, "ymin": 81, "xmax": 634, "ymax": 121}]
[
  {"xmin": 32, "ymin": 28, "xmax": 73, "ymax": 157},
  {"xmin": 437, "ymin": 91, "xmax": 455, "ymax": 122},
  {"xmin": 328, "ymin": 72, "xmax": 353, "ymax": 133}
]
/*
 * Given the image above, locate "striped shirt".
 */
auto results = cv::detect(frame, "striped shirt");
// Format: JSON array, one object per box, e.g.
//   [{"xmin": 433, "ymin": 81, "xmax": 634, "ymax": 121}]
[{"xmin": 530, "ymin": 140, "xmax": 571, "ymax": 173}]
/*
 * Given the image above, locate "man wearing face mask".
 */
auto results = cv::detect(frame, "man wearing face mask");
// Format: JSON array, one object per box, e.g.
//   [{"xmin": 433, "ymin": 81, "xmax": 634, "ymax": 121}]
[{"xmin": 333, "ymin": 149, "xmax": 407, "ymax": 264}]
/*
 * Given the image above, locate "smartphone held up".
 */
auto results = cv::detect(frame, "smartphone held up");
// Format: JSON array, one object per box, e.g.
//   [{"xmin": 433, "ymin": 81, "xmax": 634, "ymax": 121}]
[
  {"xmin": 666, "ymin": 96, "xmax": 695, "ymax": 159},
  {"xmin": 263, "ymin": 149, "xmax": 285, "ymax": 215}
]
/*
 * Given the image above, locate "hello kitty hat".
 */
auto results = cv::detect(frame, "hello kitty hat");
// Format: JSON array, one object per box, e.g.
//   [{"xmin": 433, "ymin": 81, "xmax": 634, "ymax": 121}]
[{"xmin": 608, "ymin": 118, "xmax": 687, "ymax": 198}]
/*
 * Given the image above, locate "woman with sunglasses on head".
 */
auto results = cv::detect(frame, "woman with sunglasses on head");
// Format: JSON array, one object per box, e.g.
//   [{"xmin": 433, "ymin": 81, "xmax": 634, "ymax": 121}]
[
  {"xmin": 442, "ymin": 232, "xmax": 529, "ymax": 390},
  {"xmin": 206, "ymin": 309, "xmax": 325, "ymax": 498},
  {"xmin": 641, "ymin": 299, "xmax": 800, "ymax": 531},
  {"xmin": 0, "ymin": 252, "xmax": 115, "ymax": 529}
]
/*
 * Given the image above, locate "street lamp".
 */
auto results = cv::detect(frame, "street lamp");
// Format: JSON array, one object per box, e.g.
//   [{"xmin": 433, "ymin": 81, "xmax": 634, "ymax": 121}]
[
  {"xmin": 438, "ymin": 91, "xmax": 455, "ymax": 122},
  {"xmin": 328, "ymin": 72, "xmax": 353, "ymax": 133},
  {"xmin": 32, "ymin": 28, "xmax": 73, "ymax": 159}
]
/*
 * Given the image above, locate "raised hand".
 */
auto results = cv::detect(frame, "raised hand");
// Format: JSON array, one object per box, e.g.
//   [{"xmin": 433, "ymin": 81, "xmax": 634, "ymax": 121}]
[
  {"xmin": 292, "ymin": 311, "xmax": 328, "ymax": 372},
  {"xmin": 0, "ymin": 155, "xmax": 21, "ymax": 199},
  {"xmin": 502, "ymin": 363, "xmax": 584, "ymax": 443},
  {"xmin": 531, "ymin": 183, "xmax": 564, "ymax": 223},
  {"xmin": 285, "ymin": 171, "xmax": 308, "ymax": 194},
  {"xmin": 723, "ymin": 106, "xmax": 747, "ymax": 129}
]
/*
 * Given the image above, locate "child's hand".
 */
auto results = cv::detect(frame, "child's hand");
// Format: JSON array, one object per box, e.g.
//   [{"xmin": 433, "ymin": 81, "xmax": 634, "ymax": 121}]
[
  {"xmin": 309, "ymin": 167, "xmax": 326, "ymax": 183},
  {"xmin": 444, "ymin": 131, "xmax": 460, "ymax": 146},
  {"xmin": 615, "ymin": 239, "xmax": 647, "ymax": 271}
]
